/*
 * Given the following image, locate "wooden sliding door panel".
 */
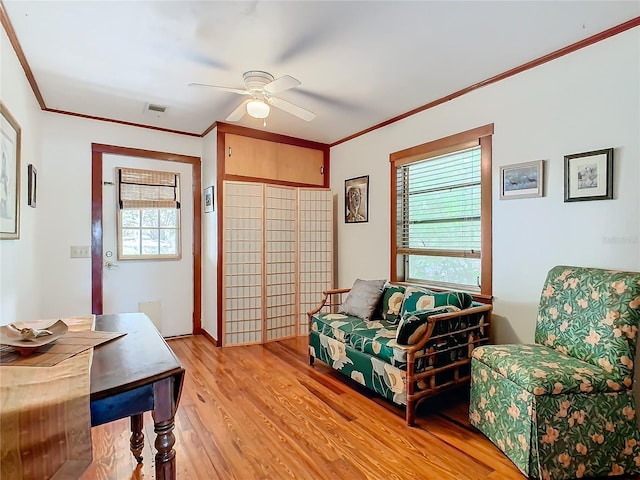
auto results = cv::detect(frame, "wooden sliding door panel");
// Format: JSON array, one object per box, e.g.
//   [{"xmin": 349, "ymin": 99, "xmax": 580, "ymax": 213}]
[
  {"xmin": 225, "ymin": 134, "xmax": 278, "ymax": 180},
  {"xmin": 276, "ymin": 143, "xmax": 325, "ymax": 186},
  {"xmin": 298, "ymin": 188, "xmax": 333, "ymax": 335},
  {"xmin": 223, "ymin": 181, "xmax": 264, "ymax": 346},
  {"xmin": 265, "ymin": 186, "xmax": 297, "ymax": 341}
]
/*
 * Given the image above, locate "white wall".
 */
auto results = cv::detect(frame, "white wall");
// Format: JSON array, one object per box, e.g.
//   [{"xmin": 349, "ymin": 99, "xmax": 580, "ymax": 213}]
[
  {"xmin": 36, "ymin": 113, "xmax": 202, "ymax": 319},
  {"xmin": 201, "ymin": 128, "xmax": 218, "ymax": 339},
  {"xmin": 330, "ymin": 28, "xmax": 640, "ymax": 346},
  {"xmin": 0, "ymin": 27, "xmax": 43, "ymax": 323}
]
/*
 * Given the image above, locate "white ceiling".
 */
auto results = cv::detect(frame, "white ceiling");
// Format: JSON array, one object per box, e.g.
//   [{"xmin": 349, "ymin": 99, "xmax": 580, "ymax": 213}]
[{"xmin": 3, "ymin": 1, "xmax": 639, "ymax": 144}]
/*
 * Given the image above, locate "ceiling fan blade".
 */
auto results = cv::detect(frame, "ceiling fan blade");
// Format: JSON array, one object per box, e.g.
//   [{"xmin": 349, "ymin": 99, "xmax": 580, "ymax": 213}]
[
  {"xmin": 181, "ymin": 51, "xmax": 229, "ymax": 71},
  {"xmin": 188, "ymin": 83, "xmax": 250, "ymax": 95},
  {"xmin": 226, "ymin": 99, "xmax": 250, "ymax": 122},
  {"xmin": 263, "ymin": 75, "xmax": 301, "ymax": 95},
  {"xmin": 291, "ymin": 89, "xmax": 363, "ymax": 111},
  {"xmin": 269, "ymin": 97, "xmax": 316, "ymax": 121},
  {"xmin": 159, "ymin": 43, "xmax": 229, "ymax": 71}
]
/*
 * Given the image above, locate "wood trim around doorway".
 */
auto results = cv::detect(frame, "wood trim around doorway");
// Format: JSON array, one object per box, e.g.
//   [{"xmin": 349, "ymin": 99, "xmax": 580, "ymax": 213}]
[{"xmin": 91, "ymin": 143, "xmax": 203, "ymax": 334}]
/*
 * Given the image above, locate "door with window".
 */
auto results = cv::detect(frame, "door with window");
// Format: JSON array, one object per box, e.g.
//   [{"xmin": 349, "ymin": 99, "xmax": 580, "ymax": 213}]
[{"xmin": 102, "ymin": 154, "xmax": 194, "ymax": 337}]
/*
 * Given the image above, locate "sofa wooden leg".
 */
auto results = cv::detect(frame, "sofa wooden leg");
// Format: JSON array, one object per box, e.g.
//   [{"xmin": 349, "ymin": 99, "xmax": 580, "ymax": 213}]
[{"xmin": 406, "ymin": 401, "xmax": 415, "ymax": 426}]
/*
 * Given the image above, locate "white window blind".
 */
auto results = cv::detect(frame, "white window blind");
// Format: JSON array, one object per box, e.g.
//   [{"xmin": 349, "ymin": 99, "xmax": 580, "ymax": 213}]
[
  {"xmin": 396, "ymin": 145, "xmax": 481, "ymax": 289},
  {"xmin": 118, "ymin": 167, "xmax": 180, "ymax": 209}
]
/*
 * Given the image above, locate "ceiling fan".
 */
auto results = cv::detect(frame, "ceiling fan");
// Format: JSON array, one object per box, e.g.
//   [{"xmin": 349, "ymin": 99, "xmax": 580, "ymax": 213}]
[{"xmin": 189, "ymin": 70, "xmax": 316, "ymax": 123}]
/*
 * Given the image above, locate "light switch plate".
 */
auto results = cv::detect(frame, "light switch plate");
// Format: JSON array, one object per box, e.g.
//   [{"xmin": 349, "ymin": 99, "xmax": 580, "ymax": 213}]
[{"xmin": 70, "ymin": 246, "xmax": 91, "ymax": 258}]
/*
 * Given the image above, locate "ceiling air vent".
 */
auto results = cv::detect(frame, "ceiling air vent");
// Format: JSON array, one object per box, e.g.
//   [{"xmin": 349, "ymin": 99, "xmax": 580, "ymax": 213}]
[{"xmin": 144, "ymin": 103, "xmax": 168, "ymax": 117}]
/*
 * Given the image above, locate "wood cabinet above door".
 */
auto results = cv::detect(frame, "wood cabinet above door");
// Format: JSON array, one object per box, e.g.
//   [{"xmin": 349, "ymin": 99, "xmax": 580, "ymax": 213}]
[
  {"xmin": 276, "ymin": 143, "xmax": 324, "ymax": 186},
  {"xmin": 224, "ymin": 133, "xmax": 326, "ymax": 186},
  {"xmin": 225, "ymin": 134, "xmax": 278, "ymax": 180}
]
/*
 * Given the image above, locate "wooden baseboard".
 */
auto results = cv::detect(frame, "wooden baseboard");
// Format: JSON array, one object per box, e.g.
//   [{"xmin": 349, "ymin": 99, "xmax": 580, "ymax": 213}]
[{"xmin": 199, "ymin": 329, "xmax": 219, "ymax": 347}]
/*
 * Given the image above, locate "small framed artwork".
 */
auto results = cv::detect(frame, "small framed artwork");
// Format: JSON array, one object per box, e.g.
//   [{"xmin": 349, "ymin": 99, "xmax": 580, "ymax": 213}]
[
  {"xmin": 564, "ymin": 148, "xmax": 613, "ymax": 202},
  {"xmin": 0, "ymin": 102, "xmax": 21, "ymax": 239},
  {"xmin": 345, "ymin": 175, "xmax": 369, "ymax": 223},
  {"xmin": 28, "ymin": 164, "xmax": 37, "ymax": 208},
  {"xmin": 499, "ymin": 160, "xmax": 544, "ymax": 200},
  {"xmin": 203, "ymin": 186, "xmax": 214, "ymax": 213}
]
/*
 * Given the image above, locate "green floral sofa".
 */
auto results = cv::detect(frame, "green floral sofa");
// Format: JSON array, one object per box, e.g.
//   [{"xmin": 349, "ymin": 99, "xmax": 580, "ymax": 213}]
[
  {"xmin": 470, "ymin": 265, "xmax": 640, "ymax": 479},
  {"xmin": 308, "ymin": 282, "xmax": 492, "ymax": 425}
]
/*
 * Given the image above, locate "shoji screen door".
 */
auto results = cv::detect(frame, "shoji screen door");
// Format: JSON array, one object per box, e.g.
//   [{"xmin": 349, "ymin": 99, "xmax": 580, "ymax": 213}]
[
  {"xmin": 222, "ymin": 181, "xmax": 333, "ymax": 346},
  {"xmin": 298, "ymin": 188, "xmax": 333, "ymax": 335},
  {"xmin": 264, "ymin": 185, "xmax": 297, "ymax": 341},
  {"xmin": 222, "ymin": 181, "xmax": 264, "ymax": 345}
]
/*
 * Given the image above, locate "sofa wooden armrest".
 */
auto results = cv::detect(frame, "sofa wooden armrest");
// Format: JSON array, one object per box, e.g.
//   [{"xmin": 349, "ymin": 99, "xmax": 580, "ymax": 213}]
[
  {"xmin": 307, "ymin": 288, "xmax": 352, "ymax": 318},
  {"xmin": 406, "ymin": 304, "xmax": 492, "ymax": 353}
]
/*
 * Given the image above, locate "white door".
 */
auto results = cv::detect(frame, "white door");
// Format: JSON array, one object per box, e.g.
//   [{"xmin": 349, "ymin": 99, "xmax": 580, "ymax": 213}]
[{"xmin": 102, "ymin": 154, "xmax": 194, "ymax": 337}]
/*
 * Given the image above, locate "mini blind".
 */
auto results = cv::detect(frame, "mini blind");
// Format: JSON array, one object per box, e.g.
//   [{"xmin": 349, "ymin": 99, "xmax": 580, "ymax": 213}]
[
  {"xmin": 396, "ymin": 145, "xmax": 481, "ymax": 259},
  {"xmin": 118, "ymin": 167, "xmax": 180, "ymax": 209}
]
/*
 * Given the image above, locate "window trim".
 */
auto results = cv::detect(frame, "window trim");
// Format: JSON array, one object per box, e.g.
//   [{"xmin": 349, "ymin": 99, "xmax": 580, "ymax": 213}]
[{"xmin": 389, "ymin": 124, "xmax": 493, "ymax": 299}]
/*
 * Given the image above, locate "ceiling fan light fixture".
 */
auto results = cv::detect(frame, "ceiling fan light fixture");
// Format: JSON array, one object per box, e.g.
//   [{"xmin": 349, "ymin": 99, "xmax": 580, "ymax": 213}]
[{"xmin": 246, "ymin": 100, "xmax": 270, "ymax": 119}]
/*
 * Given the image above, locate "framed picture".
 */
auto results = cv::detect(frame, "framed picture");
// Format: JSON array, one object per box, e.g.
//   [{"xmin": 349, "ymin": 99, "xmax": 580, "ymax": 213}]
[
  {"xmin": 499, "ymin": 160, "xmax": 544, "ymax": 200},
  {"xmin": 345, "ymin": 175, "xmax": 369, "ymax": 223},
  {"xmin": 28, "ymin": 164, "xmax": 37, "ymax": 208},
  {"xmin": 564, "ymin": 148, "xmax": 613, "ymax": 202},
  {"xmin": 0, "ymin": 102, "xmax": 21, "ymax": 239},
  {"xmin": 203, "ymin": 186, "xmax": 214, "ymax": 213}
]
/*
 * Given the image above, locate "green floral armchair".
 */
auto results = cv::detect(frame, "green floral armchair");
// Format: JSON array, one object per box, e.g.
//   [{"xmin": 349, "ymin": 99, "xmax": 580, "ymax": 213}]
[{"xmin": 470, "ymin": 266, "xmax": 640, "ymax": 479}]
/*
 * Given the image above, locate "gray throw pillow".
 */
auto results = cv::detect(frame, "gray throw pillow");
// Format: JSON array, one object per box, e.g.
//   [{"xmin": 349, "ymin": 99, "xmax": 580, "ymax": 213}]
[{"xmin": 339, "ymin": 278, "xmax": 386, "ymax": 321}]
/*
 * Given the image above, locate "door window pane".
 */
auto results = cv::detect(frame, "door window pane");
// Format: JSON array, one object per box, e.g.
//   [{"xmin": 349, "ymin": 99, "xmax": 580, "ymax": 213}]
[
  {"xmin": 159, "ymin": 208, "xmax": 177, "ymax": 228},
  {"xmin": 160, "ymin": 229, "xmax": 178, "ymax": 255},
  {"xmin": 141, "ymin": 228, "xmax": 159, "ymax": 255},
  {"xmin": 122, "ymin": 229, "xmax": 141, "ymax": 256},
  {"xmin": 141, "ymin": 209, "xmax": 159, "ymax": 228},
  {"xmin": 121, "ymin": 210, "xmax": 140, "ymax": 228}
]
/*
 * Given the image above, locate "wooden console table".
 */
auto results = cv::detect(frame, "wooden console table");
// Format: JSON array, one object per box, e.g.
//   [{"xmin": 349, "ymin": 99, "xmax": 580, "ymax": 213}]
[{"xmin": 90, "ymin": 313, "xmax": 184, "ymax": 480}]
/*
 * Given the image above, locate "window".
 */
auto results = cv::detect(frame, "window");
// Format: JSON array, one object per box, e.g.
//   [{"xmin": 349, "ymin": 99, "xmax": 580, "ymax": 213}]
[
  {"xmin": 117, "ymin": 167, "xmax": 181, "ymax": 260},
  {"xmin": 390, "ymin": 125, "xmax": 493, "ymax": 297}
]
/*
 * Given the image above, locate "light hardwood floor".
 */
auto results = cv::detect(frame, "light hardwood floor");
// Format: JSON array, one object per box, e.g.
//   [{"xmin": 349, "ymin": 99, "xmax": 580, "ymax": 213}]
[{"xmin": 80, "ymin": 335, "xmax": 630, "ymax": 480}]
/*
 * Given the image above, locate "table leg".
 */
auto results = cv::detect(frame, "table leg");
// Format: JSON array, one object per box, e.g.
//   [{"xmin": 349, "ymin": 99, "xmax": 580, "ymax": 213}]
[
  {"xmin": 154, "ymin": 418, "xmax": 176, "ymax": 478},
  {"xmin": 130, "ymin": 413, "xmax": 144, "ymax": 463},
  {"xmin": 153, "ymin": 377, "xmax": 177, "ymax": 480}
]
